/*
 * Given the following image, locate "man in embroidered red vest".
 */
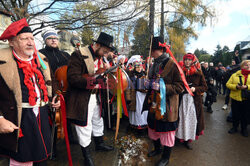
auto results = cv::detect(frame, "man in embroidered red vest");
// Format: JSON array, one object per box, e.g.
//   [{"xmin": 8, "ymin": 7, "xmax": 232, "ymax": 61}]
[{"xmin": 0, "ymin": 18, "xmax": 60, "ymax": 166}]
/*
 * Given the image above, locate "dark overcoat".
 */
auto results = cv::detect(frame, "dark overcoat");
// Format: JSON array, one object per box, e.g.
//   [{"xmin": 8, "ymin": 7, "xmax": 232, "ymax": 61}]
[
  {"xmin": 143, "ymin": 57, "xmax": 184, "ymax": 132},
  {"xmin": 66, "ymin": 46, "xmax": 95, "ymax": 126}
]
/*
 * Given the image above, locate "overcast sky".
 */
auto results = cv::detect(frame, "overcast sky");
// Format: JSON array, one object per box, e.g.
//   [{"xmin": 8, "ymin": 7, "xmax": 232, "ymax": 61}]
[
  {"xmin": 186, "ymin": 0, "xmax": 250, "ymax": 55},
  {"xmin": 31, "ymin": 0, "xmax": 250, "ymax": 53}
]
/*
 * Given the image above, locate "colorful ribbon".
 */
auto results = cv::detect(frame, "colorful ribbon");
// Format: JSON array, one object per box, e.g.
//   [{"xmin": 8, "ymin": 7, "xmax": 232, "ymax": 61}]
[
  {"xmin": 115, "ymin": 67, "xmax": 129, "ymax": 141},
  {"xmin": 34, "ymin": 46, "xmax": 47, "ymax": 70},
  {"xmin": 37, "ymin": 51, "xmax": 47, "ymax": 70},
  {"xmin": 159, "ymin": 42, "xmax": 194, "ymax": 96},
  {"xmin": 120, "ymin": 69, "xmax": 128, "ymax": 117},
  {"xmin": 59, "ymin": 94, "xmax": 73, "ymax": 166},
  {"xmin": 159, "ymin": 78, "xmax": 166, "ymax": 115}
]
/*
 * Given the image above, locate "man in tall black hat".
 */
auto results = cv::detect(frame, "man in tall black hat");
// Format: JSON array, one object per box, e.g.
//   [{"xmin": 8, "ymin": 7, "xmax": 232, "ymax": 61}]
[
  {"xmin": 0, "ymin": 18, "xmax": 60, "ymax": 165},
  {"xmin": 66, "ymin": 32, "xmax": 114, "ymax": 166},
  {"xmin": 143, "ymin": 36, "xmax": 184, "ymax": 166}
]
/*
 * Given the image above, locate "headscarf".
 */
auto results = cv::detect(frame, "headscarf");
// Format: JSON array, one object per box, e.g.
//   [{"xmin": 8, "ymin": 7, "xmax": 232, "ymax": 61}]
[
  {"xmin": 126, "ymin": 55, "xmax": 141, "ymax": 68},
  {"xmin": 181, "ymin": 53, "xmax": 201, "ymax": 76},
  {"xmin": 117, "ymin": 55, "xmax": 126, "ymax": 64}
]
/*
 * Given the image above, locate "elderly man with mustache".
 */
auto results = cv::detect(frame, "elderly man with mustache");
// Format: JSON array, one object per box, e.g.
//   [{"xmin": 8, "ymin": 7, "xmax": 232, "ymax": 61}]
[{"xmin": 0, "ymin": 18, "xmax": 60, "ymax": 166}]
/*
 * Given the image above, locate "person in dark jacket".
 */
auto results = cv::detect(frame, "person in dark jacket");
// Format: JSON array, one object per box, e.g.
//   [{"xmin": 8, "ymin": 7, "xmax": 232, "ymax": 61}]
[
  {"xmin": 39, "ymin": 29, "xmax": 76, "ymax": 159},
  {"xmin": 205, "ymin": 77, "xmax": 217, "ymax": 113},
  {"xmin": 39, "ymin": 29, "xmax": 70, "ymax": 74},
  {"xmin": 222, "ymin": 51, "xmax": 241, "ymax": 111},
  {"xmin": 202, "ymin": 62, "xmax": 212, "ymax": 82},
  {"xmin": 66, "ymin": 32, "xmax": 114, "ymax": 166},
  {"xmin": 0, "ymin": 18, "xmax": 60, "ymax": 166},
  {"xmin": 215, "ymin": 64, "xmax": 225, "ymax": 94},
  {"xmin": 209, "ymin": 62, "xmax": 216, "ymax": 80}
]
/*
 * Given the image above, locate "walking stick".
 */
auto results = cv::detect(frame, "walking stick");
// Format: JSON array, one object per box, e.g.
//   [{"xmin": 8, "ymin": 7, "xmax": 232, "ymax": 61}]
[
  {"xmin": 106, "ymin": 77, "xmax": 111, "ymax": 129},
  {"xmin": 146, "ymin": 35, "xmax": 153, "ymax": 79},
  {"xmin": 50, "ymin": 106, "xmax": 56, "ymax": 160}
]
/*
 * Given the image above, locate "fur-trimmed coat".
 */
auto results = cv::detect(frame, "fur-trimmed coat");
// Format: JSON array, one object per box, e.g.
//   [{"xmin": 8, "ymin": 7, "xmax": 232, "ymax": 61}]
[
  {"xmin": 0, "ymin": 47, "xmax": 53, "ymax": 152},
  {"xmin": 143, "ymin": 57, "xmax": 184, "ymax": 132},
  {"xmin": 185, "ymin": 70, "xmax": 208, "ymax": 135},
  {"xmin": 66, "ymin": 46, "xmax": 96, "ymax": 126}
]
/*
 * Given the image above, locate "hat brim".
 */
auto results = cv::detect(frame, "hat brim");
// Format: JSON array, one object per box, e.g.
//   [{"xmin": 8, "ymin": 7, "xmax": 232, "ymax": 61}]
[{"xmin": 93, "ymin": 40, "xmax": 112, "ymax": 49}]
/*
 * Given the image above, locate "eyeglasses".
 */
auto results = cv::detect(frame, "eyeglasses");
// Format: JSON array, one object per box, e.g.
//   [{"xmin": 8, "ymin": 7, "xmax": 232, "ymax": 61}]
[{"xmin": 47, "ymin": 37, "xmax": 58, "ymax": 40}]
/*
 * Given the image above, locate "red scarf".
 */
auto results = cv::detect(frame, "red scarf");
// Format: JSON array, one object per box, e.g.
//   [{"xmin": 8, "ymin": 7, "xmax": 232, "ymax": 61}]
[
  {"xmin": 241, "ymin": 69, "xmax": 250, "ymax": 84},
  {"xmin": 182, "ymin": 65, "xmax": 198, "ymax": 76},
  {"xmin": 13, "ymin": 51, "xmax": 48, "ymax": 106}
]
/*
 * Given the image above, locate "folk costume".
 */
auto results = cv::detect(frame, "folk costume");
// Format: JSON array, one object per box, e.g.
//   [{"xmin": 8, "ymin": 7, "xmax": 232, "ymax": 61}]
[
  {"xmin": 126, "ymin": 58, "xmax": 148, "ymax": 130},
  {"xmin": 143, "ymin": 37, "xmax": 184, "ymax": 166},
  {"xmin": 179, "ymin": 53, "xmax": 207, "ymax": 139},
  {"xmin": 0, "ymin": 19, "xmax": 54, "ymax": 164},
  {"xmin": 66, "ymin": 32, "xmax": 114, "ymax": 166}
]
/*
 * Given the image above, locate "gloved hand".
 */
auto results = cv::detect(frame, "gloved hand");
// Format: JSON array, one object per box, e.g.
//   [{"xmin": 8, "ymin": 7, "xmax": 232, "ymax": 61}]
[
  {"xmin": 152, "ymin": 82, "xmax": 160, "ymax": 91},
  {"xmin": 94, "ymin": 74, "xmax": 107, "ymax": 85},
  {"xmin": 144, "ymin": 79, "xmax": 151, "ymax": 89},
  {"xmin": 86, "ymin": 75, "xmax": 106, "ymax": 90}
]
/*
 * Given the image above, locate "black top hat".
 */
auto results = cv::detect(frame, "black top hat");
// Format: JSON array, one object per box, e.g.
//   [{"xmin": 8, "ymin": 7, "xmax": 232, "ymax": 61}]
[
  {"xmin": 151, "ymin": 36, "xmax": 164, "ymax": 50},
  {"xmin": 93, "ymin": 32, "xmax": 113, "ymax": 49}
]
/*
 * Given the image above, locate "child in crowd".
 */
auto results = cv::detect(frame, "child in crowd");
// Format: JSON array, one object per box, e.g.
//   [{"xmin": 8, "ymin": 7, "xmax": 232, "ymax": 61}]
[{"xmin": 206, "ymin": 77, "xmax": 217, "ymax": 113}]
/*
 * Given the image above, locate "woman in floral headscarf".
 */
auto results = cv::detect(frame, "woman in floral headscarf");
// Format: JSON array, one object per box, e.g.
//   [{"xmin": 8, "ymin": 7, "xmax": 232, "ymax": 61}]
[
  {"xmin": 125, "ymin": 58, "xmax": 148, "ymax": 132},
  {"xmin": 177, "ymin": 53, "xmax": 207, "ymax": 149}
]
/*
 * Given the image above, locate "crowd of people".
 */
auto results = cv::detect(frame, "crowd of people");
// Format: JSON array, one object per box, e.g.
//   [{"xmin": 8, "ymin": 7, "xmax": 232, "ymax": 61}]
[{"xmin": 0, "ymin": 18, "xmax": 250, "ymax": 166}]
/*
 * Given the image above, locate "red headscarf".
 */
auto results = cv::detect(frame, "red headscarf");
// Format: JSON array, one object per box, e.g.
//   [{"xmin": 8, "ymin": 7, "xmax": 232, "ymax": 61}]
[{"xmin": 182, "ymin": 53, "xmax": 201, "ymax": 76}]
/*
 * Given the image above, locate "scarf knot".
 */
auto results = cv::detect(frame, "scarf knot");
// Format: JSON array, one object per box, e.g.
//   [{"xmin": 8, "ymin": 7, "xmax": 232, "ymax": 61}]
[{"xmin": 13, "ymin": 51, "xmax": 48, "ymax": 106}]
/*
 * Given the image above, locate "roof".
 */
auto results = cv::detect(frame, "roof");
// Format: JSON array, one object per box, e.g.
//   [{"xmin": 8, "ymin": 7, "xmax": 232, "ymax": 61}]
[
  {"xmin": 241, "ymin": 42, "xmax": 250, "ymax": 50},
  {"xmin": 236, "ymin": 35, "xmax": 250, "ymax": 45}
]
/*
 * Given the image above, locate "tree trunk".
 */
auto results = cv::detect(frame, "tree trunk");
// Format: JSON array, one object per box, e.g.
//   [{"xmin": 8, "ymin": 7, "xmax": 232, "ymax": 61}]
[
  {"xmin": 160, "ymin": 0, "xmax": 164, "ymax": 40},
  {"xmin": 149, "ymin": 0, "xmax": 155, "ymax": 35}
]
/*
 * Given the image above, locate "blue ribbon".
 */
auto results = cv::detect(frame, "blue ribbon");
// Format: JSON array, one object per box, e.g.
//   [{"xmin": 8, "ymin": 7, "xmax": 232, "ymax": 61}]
[
  {"xmin": 160, "ymin": 78, "xmax": 166, "ymax": 115},
  {"xmin": 37, "ymin": 51, "xmax": 47, "ymax": 70}
]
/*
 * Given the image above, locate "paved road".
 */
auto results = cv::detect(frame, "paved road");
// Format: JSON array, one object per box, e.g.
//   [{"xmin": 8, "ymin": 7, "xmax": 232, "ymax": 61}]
[{"xmin": 1, "ymin": 94, "xmax": 250, "ymax": 166}]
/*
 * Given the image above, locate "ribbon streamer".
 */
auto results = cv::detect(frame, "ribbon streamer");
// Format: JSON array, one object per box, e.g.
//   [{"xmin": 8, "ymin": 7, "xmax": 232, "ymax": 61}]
[
  {"xmin": 159, "ymin": 78, "xmax": 166, "ymax": 115},
  {"xmin": 59, "ymin": 94, "xmax": 73, "ymax": 166},
  {"xmin": 115, "ymin": 67, "xmax": 122, "ymax": 141},
  {"xmin": 120, "ymin": 69, "xmax": 128, "ymax": 117},
  {"xmin": 37, "ymin": 51, "xmax": 47, "ymax": 70},
  {"xmin": 159, "ymin": 42, "xmax": 194, "ymax": 96},
  {"xmin": 34, "ymin": 46, "xmax": 47, "ymax": 70}
]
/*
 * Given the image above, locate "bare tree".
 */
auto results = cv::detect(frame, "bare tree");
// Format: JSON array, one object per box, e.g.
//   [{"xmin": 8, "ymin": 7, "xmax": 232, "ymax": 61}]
[
  {"xmin": 0, "ymin": 0, "xmax": 150, "ymax": 35},
  {"xmin": 160, "ymin": 0, "xmax": 164, "ymax": 40},
  {"xmin": 149, "ymin": 0, "xmax": 155, "ymax": 35}
]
